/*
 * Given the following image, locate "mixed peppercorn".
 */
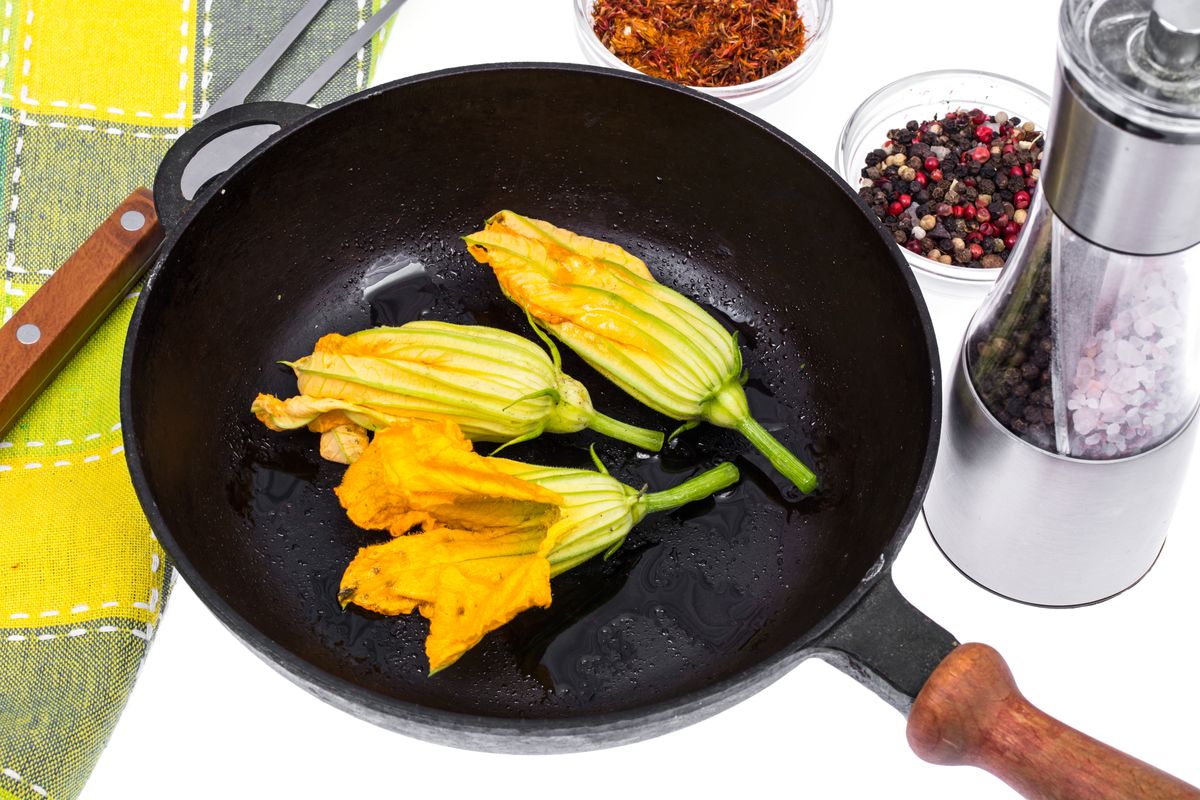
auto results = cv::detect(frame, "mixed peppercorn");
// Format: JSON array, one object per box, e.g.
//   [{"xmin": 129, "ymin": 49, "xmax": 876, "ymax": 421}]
[
  {"xmin": 971, "ymin": 247, "xmax": 1058, "ymax": 451},
  {"xmin": 592, "ymin": 0, "xmax": 807, "ymax": 88},
  {"xmin": 858, "ymin": 109, "xmax": 1044, "ymax": 269}
]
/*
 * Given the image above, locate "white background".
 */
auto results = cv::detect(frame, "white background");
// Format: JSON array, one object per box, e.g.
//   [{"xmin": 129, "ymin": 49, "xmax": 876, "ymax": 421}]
[{"xmin": 87, "ymin": 1, "xmax": 1200, "ymax": 797}]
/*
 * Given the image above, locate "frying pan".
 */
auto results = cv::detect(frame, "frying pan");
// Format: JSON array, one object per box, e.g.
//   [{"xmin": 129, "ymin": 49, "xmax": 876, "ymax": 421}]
[{"xmin": 119, "ymin": 64, "xmax": 1197, "ymax": 797}]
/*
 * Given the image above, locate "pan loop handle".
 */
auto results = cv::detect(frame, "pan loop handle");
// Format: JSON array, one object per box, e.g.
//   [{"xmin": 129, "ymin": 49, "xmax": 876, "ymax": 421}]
[{"xmin": 153, "ymin": 101, "xmax": 314, "ymax": 231}]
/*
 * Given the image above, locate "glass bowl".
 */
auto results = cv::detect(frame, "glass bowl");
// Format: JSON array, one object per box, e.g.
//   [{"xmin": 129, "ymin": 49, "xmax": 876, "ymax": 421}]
[
  {"xmin": 835, "ymin": 70, "xmax": 1052, "ymax": 300},
  {"xmin": 574, "ymin": 0, "xmax": 832, "ymax": 111}
]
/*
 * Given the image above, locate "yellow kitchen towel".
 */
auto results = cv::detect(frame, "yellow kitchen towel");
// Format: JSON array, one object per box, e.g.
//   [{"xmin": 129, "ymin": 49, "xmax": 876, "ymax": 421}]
[{"xmin": 0, "ymin": 2, "xmax": 392, "ymax": 798}]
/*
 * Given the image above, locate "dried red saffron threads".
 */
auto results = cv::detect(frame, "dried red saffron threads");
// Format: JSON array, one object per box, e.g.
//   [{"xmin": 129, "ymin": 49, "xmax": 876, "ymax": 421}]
[{"xmin": 592, "ymin": 0, "xmax": 807, "ymax": 88}]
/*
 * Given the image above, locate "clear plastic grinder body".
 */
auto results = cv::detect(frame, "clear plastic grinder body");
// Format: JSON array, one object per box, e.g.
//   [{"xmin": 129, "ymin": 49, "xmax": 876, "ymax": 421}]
[{"xmin": 924, "ymin": 0, "xmax": 1200, "ymax": 605}]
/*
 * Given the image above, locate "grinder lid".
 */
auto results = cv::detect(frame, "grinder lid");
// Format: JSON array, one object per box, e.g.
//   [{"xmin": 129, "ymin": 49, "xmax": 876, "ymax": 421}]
[{"xmin": 1061, "ymin": 0, "xmax": 1200, "ymax": 139}]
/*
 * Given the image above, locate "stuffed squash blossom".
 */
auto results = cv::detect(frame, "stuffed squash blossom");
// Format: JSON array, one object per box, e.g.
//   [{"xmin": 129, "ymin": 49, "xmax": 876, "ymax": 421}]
[
  {"xmin": 336, "ymin": 418, "xmax": 739, "ymax": 673},
  {"xmin": 464, "ymin": 211, "xmax": 817, "ymax": 493},
  {"xmin": 252, "ymin": 320, "xmax": 664, "ymax": 463}
]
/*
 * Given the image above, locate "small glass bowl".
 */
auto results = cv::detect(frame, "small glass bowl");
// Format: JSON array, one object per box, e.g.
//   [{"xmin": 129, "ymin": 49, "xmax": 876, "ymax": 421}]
[
  {"xmin": 835, "ymin": 70, "xmax": 1052, "ymax": 299},
  {"xmin": 574, "ymin": 0, "xmax": 832, "ymax": 111}
]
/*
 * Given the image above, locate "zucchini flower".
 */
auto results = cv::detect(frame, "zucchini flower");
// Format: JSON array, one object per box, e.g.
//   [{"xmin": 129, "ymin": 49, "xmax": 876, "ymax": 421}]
[
  {"xmin": 251, "ymin": 320, "xmax": 664, "ymax": 463},
  {"xmin": 464, "ymin": 211, "xmax": 817, "ymax": 493},
  {"xmin": 337, "ymin": 418, "xmax": 739, "ymax": 674}
]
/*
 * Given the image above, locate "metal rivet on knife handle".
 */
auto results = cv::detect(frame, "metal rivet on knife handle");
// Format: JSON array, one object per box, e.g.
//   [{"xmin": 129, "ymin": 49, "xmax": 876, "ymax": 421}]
[
  {"xmin": 121, "ymin": 210, "xmax": 147, "ymax": 232},
  {"xmin": 15, "ymin": 324, "xmax": 41, "ymax": 345},
  {"xmin": 0, "ymin": 187, "xmax": 164, "ymax": 437}
]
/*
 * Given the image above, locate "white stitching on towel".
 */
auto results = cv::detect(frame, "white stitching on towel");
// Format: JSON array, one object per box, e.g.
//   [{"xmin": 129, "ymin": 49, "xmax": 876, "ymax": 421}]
[
  {"xmin": 196, "ymin": 0, "xmax": 213, "ymax": 117},
  {"xmin": 3, "ymin": 127, "xmax": 19, "ymax": 282},
  {"xmin": 2, "ymin": 763, "xmax": 53, "ymax": 797},
  {"xmin": 2, "ymin": 623, "xmax": 154, "ymax": 646},
  {"xmin": 0, "ymin": 110, "xmax": 185, "ymax": 139},
  {"xmin": 6, "ymin": 582, "xmax": 162, "ymax": 623},
  {"xmin": 0, "ymin": 422, "xmax": 126, "ymax": 471}
]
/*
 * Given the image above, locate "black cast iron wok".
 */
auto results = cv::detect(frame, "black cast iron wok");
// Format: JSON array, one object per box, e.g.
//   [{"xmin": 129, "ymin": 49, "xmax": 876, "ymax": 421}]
[{"xmin": 119, "ymin": 64, "xmax": 1197, "ymax": 798}]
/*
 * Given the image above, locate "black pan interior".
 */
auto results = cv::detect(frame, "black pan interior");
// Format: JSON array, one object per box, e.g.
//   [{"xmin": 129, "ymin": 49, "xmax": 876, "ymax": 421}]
[{"xmin": 127, "ymin": 67, "xmax": 934, "ymax": 720}]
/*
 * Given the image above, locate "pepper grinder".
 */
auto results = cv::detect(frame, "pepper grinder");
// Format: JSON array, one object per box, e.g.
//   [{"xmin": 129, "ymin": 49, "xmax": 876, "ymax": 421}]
[{"xmin": 924, "ymin": 0, "xmax": 1200, "ymax": 606}]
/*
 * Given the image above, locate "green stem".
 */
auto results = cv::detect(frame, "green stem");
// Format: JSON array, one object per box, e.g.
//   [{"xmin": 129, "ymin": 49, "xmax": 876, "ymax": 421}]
[
  {"xmin": 587, "ymin": 411, "xmax": 666, "ymax": 452},
  {"xmin": 737, "ymin": 416, "xmax": 818, "ymax": 494},
  {"xmin": 641, "ymin": 462, "xmax": 740, "ymax": 514}
]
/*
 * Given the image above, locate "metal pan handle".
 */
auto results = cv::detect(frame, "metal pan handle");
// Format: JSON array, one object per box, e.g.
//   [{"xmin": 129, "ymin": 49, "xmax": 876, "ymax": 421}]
[
  {"xmin": 152, "ymin": 101, "xmax": 314, "ymax": 230},
  {"xmin": 816, "ymin": 573, "xmax": 1199, "ymax": 798}
]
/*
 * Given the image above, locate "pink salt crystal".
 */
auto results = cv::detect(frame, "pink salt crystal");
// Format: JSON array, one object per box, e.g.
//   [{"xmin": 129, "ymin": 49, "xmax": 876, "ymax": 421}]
[
  {"xmin": 1151, "ymin": 306, "xmax": 1182, "ymax": 328},
  {"xmin": 1117, "ymin": 339, "xmax": 1145, "ymax": 366},
  {"xmin": 1073, "ymin": 408, "xmax": 1100, "ymax": 435},
  {"xmin": 1075, "ymin": 357, "xmax": 1096, "ymax": 380},
  {"xmin": 1106, "ymin": 369, "xmax": 1134, "ymax": 394},
  {"xmin": 1099, "ymin": 390, "xmax": 1124, "ymax": 413},
  {"xmin": 1134, "ymin": 318, "xmax": 1156, "ymax": 338}
]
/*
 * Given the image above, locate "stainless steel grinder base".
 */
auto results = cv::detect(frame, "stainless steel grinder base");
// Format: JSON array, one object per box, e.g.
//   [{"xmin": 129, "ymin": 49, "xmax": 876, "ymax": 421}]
[{"xmin": 923, "ymin": 350, "xmax": 1199, "ymax": 607}]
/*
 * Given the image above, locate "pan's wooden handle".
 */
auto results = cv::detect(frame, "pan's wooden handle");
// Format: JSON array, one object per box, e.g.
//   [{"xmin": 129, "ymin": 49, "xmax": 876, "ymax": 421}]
[
  {"xmin": 907, "ymin": 643, "xmax": 1199, "ymax": 799},
  {"xmin": 0, "ymin": 188, "xmax": 163, "ymax": 436}
]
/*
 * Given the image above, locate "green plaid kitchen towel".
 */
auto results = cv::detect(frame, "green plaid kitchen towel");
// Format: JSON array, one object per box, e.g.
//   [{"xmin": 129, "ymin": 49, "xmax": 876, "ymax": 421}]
[{"xmin": 0, "ymin": 2, "xmax": 392, "ymax": 798}]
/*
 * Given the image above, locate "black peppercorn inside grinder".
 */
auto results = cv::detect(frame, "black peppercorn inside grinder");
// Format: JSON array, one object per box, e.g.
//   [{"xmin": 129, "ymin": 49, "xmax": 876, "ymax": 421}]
[{"xmin": 925, "ymin": 0, "xmax": 1200, "ymax": 605}]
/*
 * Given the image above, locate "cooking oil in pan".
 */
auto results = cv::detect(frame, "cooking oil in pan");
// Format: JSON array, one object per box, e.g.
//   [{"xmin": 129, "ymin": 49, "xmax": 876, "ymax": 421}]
[{"xmin": 361, "ymin": 256, "xmax": 437, "ymax": 325}]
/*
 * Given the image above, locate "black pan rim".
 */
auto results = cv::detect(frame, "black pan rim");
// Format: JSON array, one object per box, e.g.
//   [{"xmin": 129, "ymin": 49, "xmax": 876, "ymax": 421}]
[{"xmin": 121, "ymin": 61, "xmax": 942, "ymax": 736}]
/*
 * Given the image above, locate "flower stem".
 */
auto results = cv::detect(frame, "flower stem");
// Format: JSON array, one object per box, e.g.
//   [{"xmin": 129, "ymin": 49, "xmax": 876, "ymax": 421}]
[
  {"xmin": 642, "ymin": 462, "xmax": 740, "ymax": 515},
  {"xmin": 587, "ymin": 411, "xmax": 666, "ymax": 452},
  {"xmin": 736, "ymin": 416, "xmax": 818, "ymax": 494}
]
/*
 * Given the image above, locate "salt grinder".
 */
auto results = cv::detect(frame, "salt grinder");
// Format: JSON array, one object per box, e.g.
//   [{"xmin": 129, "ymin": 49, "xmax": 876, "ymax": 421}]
[{"xmin": 924, "ymin": 0, "xmax": 1200, "ymax": 605}]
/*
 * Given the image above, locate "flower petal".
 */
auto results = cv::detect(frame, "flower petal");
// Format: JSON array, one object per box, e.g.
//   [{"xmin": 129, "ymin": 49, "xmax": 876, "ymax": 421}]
[
  {"xmin": 335, "ymin": 419, "xmax": 563, "ymax": 537},
  {"xmin": 339, "ymin": 523, "xmax": 554, "ymax": 673}
]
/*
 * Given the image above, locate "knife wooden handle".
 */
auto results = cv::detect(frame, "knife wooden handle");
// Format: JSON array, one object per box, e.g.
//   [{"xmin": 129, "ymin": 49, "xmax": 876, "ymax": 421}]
[
  {"xmin": 0, "ymin": 187, "xmax": 163, "ymax": 436},
  {"xmin": 907, "ymin": 643, "xmax": 1200, "ymax": 799}
]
